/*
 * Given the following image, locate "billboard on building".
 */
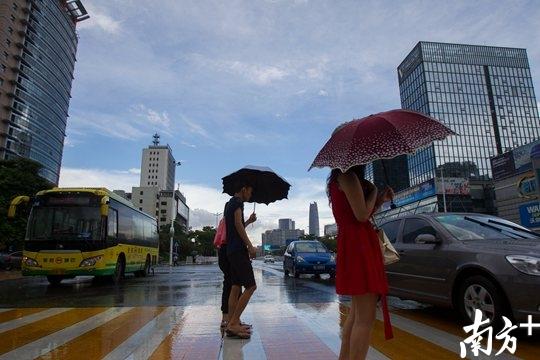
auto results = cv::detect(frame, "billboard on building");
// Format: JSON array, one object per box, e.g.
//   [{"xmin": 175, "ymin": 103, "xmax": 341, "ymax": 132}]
[
  {"xmin": 436, "ymin": 177, "xmax": 470, "ymax": 195},
  {"xmin": 491, "ymin": 152, "xmax": 516, "ymax": 181},
  {"xmin": 519, "ymin": 201, "xmax": 540, "ymax": 228},
  {"xmin": 384, "ymin": 178, "xmax": 436, "ymax": 209}
]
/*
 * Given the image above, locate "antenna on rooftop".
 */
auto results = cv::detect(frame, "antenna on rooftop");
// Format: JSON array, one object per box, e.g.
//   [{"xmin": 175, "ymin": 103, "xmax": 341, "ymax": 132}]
[{"xmin": 152, "ymin": 133, "xmax": 160, "ymax": 146}]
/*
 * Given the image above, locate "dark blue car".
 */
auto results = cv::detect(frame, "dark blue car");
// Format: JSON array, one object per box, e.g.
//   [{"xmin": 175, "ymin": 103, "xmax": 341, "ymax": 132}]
[{"xmin": 283, "ymin": 241, "xmax": 336, "ymax": 278}]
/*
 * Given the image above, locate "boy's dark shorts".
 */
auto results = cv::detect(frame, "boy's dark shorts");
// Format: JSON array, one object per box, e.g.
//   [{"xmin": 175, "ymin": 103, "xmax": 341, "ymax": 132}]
[{"xmin": 227, "ymin": 250, "xmax": 256, "ymax": 288}]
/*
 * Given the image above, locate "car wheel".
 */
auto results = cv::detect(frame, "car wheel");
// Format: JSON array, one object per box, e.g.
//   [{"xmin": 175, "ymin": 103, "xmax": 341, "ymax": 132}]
[
  {"xmin": 458, "ymin": 275, "xmax": 509, "ymax": 327},
  {"xmin": 47, "ymin": 275, "xmax": 63, "ymax": 286},
  {"xmin": 112, "ymin": 256, "xmax": 125, "ymax": 285}
]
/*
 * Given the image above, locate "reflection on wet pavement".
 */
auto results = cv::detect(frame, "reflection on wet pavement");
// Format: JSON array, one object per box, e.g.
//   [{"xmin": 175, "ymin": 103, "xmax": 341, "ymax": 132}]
[{"xmin": 0, "ymin": 263, "xmax": 537, "ymax": 359}]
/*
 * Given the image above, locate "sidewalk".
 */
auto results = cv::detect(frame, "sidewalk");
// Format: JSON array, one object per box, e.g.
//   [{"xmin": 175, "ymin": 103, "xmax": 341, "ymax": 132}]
[{"xmin": 0, "ymin": 270, "xmax": 23, "ymax": 282}]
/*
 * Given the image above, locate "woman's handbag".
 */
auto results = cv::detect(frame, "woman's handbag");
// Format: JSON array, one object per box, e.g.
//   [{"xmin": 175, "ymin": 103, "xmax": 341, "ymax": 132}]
[{"xmin": 376, "ymin": 228, "xmax": 400, "ymax": 265}]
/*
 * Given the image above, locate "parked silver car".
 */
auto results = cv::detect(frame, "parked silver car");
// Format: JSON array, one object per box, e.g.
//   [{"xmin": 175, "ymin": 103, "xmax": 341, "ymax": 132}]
[
  {"xmin": 380, "ymin": 213, "xmax": 540, "ymax": 325},
  {"xmin": 0, "ymin": 251, "xmax": 23, "ymax": 271}
]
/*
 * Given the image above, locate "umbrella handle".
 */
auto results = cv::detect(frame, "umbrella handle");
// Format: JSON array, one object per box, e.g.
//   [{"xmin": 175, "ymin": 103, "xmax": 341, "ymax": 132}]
[{"xmin": 252, "ymin": 203, "xmax": 256, "ymax": 228}]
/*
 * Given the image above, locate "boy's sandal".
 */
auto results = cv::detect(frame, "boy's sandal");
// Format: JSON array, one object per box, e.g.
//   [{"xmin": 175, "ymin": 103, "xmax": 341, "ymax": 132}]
[
  {"xmin": 240, "ymin": 322, "xmax": 252, "ymax": 328},
  {"xmin": 220, "ymin": 320, "xmax": 228, "ymax": 329},
  {"xmin": 225, "ymin": 328, "xmax": 251, "ymax": 339}
]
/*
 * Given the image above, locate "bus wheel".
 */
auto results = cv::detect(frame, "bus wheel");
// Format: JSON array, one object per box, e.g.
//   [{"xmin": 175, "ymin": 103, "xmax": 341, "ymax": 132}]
[
  {"xmin": 47, "ymin": 276, "xmax": 63, "ymax": 286},
  {"xmin": 112, "ymin": 256, "xmax": 125, "ymax": 285}
]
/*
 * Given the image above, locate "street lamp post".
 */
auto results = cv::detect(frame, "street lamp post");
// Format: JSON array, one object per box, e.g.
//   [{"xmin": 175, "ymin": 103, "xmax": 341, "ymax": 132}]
[{"xmin": 169, "ymin": 220, "xmax": 174, "ymax": 267}]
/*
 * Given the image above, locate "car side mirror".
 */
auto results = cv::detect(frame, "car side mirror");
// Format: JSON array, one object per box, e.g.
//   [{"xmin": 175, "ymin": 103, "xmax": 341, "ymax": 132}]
[{"xmin": 415, "ymin": 234, "xmax": 441, "ymax": 244}]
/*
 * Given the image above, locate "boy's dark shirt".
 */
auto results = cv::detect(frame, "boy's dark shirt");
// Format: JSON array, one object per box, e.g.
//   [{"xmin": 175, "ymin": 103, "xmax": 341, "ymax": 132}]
[{"xmin": 224, "ymin": 196, "xmax": 246, "ymax": 255}]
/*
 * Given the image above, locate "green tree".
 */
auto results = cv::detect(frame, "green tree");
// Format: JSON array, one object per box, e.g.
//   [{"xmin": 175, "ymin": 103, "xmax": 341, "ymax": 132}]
[
  {"xmin": 0, "ymin": 158, "xmax": 53, "ymax": 251},
  {"xmin": 299, "ymin": 233, "xmax": 318, "ymax": 240},
  {"xmin": 319, "ymin": 235, "xmax": 337, "ymax": 252}
]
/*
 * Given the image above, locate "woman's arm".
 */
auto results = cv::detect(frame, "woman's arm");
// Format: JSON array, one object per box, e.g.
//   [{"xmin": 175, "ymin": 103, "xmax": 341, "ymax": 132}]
[{"xmin": 337, "ymin": 172, "xmax": 375, "ymax": 222}]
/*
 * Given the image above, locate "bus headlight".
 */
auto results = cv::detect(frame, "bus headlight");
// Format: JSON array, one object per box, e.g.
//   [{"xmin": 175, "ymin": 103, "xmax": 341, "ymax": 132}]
[
  {"xmin": 23, "ymin": 256, "xmax": 40, "ymax": 267},
  {"xmin": 79, "ymin": 256, "xmax": 103, "ymax": 268}
]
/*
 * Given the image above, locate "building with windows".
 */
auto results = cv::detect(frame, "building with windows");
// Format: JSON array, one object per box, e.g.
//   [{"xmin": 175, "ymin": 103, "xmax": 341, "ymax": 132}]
[
  {"xmin": 309, "ymin": 202, "xmax": 320, "ymax": 236},
  {"xmin": 278, "ymin": 218, "xmax": 295, "ymax": 231},
  {"xmin": 0, "ymin": 0, "xmax": 88, "ymax": 184},
  {"xmin": 262, "ymin": 228, "xmax": 304, "ymax": 249},
  {"xmin": 398, "ymin": 42, "xmax": 540, "ymax": 187},
  {"xmin": 324, "ymin": 223, "xmax": 337, "ymax": 236},
  {"xmin": 140, "ymin": 133, "xmax": 177, "ymax": 190},
  {"xmin": 131, "ymin": 135, "xmax": 189, "ymax": 229}
]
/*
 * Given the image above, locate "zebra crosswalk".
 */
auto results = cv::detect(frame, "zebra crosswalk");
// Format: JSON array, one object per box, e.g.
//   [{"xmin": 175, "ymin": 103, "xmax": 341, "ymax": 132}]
[{"xmin": 0, "ymin": 301, "xmax": 537, "ymax": 359}]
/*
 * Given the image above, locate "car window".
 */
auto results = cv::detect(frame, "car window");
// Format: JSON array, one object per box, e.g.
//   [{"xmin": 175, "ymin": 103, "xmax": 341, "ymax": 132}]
[
  {"xmin": 381, "ymin": 220, "xmax": 401, "ymax": 244},
  {"xmin": 295, "ymin": 242, "xmax": 327, "ymax": 253},
  {"xmin": 402, "ymin": 219, "xmax": 437, "ymax": 244}
]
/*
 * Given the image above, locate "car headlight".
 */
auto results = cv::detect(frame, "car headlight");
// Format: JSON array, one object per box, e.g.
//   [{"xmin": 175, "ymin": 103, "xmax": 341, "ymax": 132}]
[
  {"xmin": 79, "ymin": 255, "xmax": 103, "ymax": 268},
  {"xmin": 296, "ymin": 256, "xmax": 305, "ymax": 263},
  {"xmin": 23, "ymin": 256, "xmax": 40, "ymax": 267},
  {"xmin": 506, "ymin": 255, "xmax": 540, "ymax": 276}
]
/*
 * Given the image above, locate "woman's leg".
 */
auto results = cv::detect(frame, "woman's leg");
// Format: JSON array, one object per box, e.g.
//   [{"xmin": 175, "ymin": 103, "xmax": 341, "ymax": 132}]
[
  {"xmin": 349, "ymin": 294, "xmax": 378, "ymax": 360},
  {"xmin": 338, "ymin": 301, "xmax": 356, "ymax": 360}
]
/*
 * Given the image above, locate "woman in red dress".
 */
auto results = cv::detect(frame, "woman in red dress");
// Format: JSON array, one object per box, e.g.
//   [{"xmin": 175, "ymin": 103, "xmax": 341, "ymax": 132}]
[{"xmin": 328, "ymin": 165, "xmax": 394, "ymax": 359}]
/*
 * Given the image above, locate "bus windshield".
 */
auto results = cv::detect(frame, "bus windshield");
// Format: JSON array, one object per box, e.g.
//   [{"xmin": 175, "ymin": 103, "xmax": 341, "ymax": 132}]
[{"xmin": 27, "ymin": 206, "xmax": 102, "ymax": 241}]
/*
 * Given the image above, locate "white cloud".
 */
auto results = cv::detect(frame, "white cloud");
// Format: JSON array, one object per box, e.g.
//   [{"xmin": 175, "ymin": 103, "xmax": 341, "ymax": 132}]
[
  {"xmin": 58, "ymin": 167, "xmax": 334, "ymax": 245},
  {"xmin": 78, "ymin": 4, "xmax": 121, "ymax": 34},
  {"xmin": 318, "ymin": 89, "xmax": 328, "ymax": 97},
  {"xmin": 229, "ymin": 62, "xmax": 288, "ymax": 85},
  {"xmin": 59, "ymin": 167, "xmax": 139, "ymax": 192}
]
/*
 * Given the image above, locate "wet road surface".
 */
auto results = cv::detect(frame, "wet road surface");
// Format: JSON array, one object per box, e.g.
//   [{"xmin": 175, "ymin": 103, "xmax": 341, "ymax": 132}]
[{"xmin": 0, "ymin": 261, "xmax": 538, "ymax": 359}]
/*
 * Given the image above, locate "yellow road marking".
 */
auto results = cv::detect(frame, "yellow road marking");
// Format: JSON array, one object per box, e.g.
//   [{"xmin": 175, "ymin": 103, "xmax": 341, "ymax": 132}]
[
  {"xmin": 394, "ymin": 308, "xmax": 540, "ymax": 359},
  {"xmin": 0, "ymin": 308, "xmax": 107, "ymax": 355},
  {"xmin": 37, "ymin": 307, "xmax": 165, "ymax": 360},
  {"xmin": 0, "ymin": 308, "xmax": 45, "ymax": 324}
]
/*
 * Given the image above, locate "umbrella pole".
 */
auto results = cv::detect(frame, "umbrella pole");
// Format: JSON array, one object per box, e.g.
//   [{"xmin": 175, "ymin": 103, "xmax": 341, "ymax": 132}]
[{"xmin": 381, "ymin": 160, "xmax": 397, "ymax": 209}]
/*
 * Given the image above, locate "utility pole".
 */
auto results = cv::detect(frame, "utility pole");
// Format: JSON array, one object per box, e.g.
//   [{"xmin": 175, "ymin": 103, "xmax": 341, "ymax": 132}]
[{"xmin": 440, "ymin": 166, "xmax": 448, "ymax": 213}]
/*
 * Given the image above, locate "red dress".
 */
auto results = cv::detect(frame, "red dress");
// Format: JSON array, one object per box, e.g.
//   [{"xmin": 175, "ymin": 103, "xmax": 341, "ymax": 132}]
[{"xmin": 329, "ymin": 180, "xmax": 393, "ymax": 340}]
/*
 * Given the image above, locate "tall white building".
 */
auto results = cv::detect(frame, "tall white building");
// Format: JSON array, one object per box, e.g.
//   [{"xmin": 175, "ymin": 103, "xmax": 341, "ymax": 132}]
[
  {"xmin": 140, "ymin": 134, "xmax": 177, "ymax": 190},
  {"xmin": 131, "ymin": 135, "xmax": 189, "ymax": 229}
]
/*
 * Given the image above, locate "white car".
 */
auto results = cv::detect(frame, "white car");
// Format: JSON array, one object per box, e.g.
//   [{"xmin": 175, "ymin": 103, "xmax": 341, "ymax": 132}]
[{"xmin": 263, "ymin": 255, "xmax": 275, "ymax": 263}]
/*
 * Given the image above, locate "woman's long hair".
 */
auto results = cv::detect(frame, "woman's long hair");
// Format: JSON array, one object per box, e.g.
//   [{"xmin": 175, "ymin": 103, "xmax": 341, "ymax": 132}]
[{"xmin": 327, "ymin": 164, "xmax": 369, "ymax": 204}]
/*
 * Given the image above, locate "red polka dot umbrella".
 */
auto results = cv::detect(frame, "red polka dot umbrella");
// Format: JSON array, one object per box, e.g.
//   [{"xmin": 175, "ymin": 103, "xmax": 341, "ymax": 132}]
[{"xmin": 309, "ymin": 109, "xmax": 456, "ymax": 172}]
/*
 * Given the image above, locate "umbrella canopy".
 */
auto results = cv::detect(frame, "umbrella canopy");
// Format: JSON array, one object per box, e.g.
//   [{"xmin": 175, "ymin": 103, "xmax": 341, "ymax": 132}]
[
  {"xmin": 309, "ymin": 109, "xmax": 456, "ymax": 172},
  {"xmin": 222, "ymin": 165, "xmax": 291, "ymax": 205}
]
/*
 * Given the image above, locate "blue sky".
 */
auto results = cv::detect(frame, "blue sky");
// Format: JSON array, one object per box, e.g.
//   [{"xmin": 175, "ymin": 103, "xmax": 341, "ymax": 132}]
[{"xmin": 59, "ymin": 0, "xmax": 540, "ymax": 242}]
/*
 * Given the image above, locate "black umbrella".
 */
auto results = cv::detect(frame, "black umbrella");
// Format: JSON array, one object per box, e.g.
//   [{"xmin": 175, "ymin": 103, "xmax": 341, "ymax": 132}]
[{"xmin": 222, "ymin": 165, "xmax": 291, "ymax": 205}]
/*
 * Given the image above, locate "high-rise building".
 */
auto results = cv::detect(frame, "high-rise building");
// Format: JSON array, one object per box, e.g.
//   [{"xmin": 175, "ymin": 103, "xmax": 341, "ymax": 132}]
[
  {"xmin": 0, "ymin": 0, "xmax": 89, "ymax": 184},
  {"xmin": 132, "ymin": 135, "xmax": 189, "ymax": 229},
  {"xmin": 366, "ymin": 156, "xmax": 410, "ymax": 192},
  {"xmin": 262, "ymin": 228, "xmax": 305, "ymax": 248},
  {"xmin": 278, "ymin": 218, "xmax": 294, "ymax": 230},
  {"xmin": 324, "ymin": 223, "xmax": 337, "ymax": 236},
  {"xmin": 140, "ymin": 133, "xmax": 177, "ymax": 190},
  {"xmin": 398, "ymin": 42, "xmax": 540, "ymax": 187},
  {"xmin": 309, "ymin": 202, "xmax": 320, "ymax": 237}
]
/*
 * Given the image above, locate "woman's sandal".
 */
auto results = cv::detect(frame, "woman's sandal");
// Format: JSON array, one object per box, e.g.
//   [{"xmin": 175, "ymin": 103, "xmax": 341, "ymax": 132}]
[{"xmin": 225, "ymin": 328, "xmax": 251, "ymax": 339}]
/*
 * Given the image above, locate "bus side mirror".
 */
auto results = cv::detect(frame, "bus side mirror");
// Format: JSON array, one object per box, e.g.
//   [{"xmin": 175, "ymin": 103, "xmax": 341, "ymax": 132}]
[
  {"xmin": 100, "ymin": 196, "xmax": 109, "ymax": 217},
  {"xmin": 8, "ymin": 196, "xmax": 30, "ymax": 218}
]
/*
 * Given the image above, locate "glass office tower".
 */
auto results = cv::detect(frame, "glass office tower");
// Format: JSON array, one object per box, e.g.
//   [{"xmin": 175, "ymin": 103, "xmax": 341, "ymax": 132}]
[
  {"xmin": 398, "ymin": 42, "xmax": 540, "ymax": 186},
  {"xmin": 0, "ymin": 1, "xmax": 88, "ymax": 184}
]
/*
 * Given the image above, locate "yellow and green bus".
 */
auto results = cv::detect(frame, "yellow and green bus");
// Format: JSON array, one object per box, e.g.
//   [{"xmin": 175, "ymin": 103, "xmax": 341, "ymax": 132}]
[{"xmin": 8, "ymin": 188, "xmax": 159, "ymax": 285}]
